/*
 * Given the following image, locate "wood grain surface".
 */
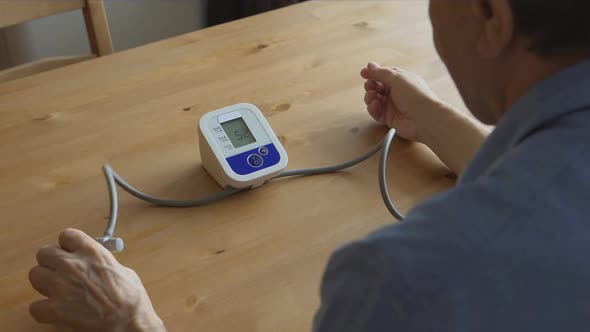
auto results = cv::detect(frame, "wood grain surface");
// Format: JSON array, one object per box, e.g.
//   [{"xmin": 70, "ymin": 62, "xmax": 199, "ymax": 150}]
[{"xmin": 0, "ymin": 2, "xmax": 463, "ymax": 331}]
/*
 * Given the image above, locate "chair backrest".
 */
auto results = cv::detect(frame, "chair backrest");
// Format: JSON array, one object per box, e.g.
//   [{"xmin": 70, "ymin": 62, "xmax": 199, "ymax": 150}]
[
  {"xmin": 0, "ymin": 0, "xmax": 113, "ymax": 82},
  {"xmin": 0, "ymin": 0, "xmax": 113, "ymax": 55}
]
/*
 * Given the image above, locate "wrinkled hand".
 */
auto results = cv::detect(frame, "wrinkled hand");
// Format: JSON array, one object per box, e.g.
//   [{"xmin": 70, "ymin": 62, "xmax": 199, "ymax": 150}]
[
  {"xmin": 361, "ymin": 61, "xmax": 443, "ymax": 142},
  {"xmin": 29, "ymin": 229, "xmax": 165, "ymax": 332}
]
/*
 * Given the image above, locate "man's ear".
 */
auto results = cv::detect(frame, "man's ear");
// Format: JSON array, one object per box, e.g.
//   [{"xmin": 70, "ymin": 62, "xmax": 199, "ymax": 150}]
[{"xmin": 472, "ymin": 0, "xmax": 514, "ymax": 58}]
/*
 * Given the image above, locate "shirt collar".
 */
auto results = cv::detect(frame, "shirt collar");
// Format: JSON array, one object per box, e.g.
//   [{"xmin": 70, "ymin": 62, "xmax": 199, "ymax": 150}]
[{"xmin": 460, "ymin": 58, "xmax": 590, "ymax": 183}]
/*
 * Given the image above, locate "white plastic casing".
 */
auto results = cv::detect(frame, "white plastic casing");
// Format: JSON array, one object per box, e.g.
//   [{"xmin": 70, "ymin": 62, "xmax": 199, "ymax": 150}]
[{"xmin": 198, "ymin": 103, "xmax": 288, "ymax": 188}]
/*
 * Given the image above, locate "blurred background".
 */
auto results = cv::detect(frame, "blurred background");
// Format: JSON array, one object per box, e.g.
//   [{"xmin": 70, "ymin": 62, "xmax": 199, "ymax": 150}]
[{"xmin": 0, "ymin": 0, "xmax": 307, "ymax": 70}]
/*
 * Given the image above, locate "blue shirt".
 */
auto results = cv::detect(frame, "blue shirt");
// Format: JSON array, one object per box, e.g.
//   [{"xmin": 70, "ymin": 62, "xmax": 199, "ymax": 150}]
[{"xmin": 313, "ymin": 59, "xmax": 590, "ymax": 332}]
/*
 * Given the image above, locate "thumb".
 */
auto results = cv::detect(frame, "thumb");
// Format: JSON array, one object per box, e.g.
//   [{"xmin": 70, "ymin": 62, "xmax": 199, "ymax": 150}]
[
  {"xmin": 366, "ymin": 61, "xmax": 399, "ymax": 87},
  {"xmin": 59, "ymin": 228, "xmax": 107, "ymax": 254}
]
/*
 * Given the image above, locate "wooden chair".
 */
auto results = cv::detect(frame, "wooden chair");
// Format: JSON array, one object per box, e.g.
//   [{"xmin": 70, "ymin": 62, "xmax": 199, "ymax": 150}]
[{"xmin": 0, "ymin": 0, "xmax": 113, "ymax": 83}]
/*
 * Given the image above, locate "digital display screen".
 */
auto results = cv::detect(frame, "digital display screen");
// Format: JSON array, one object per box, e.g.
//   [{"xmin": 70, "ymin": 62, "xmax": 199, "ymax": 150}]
[{"xmin": 221, "ymin": 117, "xmax": 256, "ymax": 148}]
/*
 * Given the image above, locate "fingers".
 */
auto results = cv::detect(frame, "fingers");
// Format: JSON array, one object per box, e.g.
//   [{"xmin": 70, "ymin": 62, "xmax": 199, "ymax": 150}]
[
  {"xmin": 364, "ymin": 79, "xmax": 387, "ymax": 94},
  {"xmin": 365, "ymin": 89, "xmax": 387, "ymax": 105},
  {"xmin": 36, "ymin": 245, "xmax": 69, "ymax": 271},
  {"xmin": 30, "ymin": 299, "xmax": 59, "ymax": 325},
  {"xmin": 367, "ymin": 100, "xmax": 385, "ymax": 124},
  {"xmin": 367, "ymin": 61, "xmax": 400, "ymax": 85},
  {"xmin": 58, "ymin": 229, "xmax": 91, "ymax": 253},
  {"xmin": 29, "ymin": 265, "xmax": 58, "ymax": 297},
  {"xmin": 364, "ymin": 90, "xmax": 379, "ymax": 105},
  {"xmin": 59, "ymin": 229, "xmax": 107, "ymax": 257},
  {"xmin": 363, "ymin": 63, "xmax": 391, "ymax": 125},
  {"xmin": 362, "ymin": 61, "xmax": 405, "ymax": 88},
  {"xmin": 365, "ymin": 86, "xmax": 387, "ymax": 124}
]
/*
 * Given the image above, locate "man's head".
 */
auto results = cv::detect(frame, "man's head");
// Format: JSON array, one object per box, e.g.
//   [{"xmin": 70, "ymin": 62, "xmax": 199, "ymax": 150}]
[{"xmin": 429, "ymin": 0, "xmax": 590, "ymax": 125}]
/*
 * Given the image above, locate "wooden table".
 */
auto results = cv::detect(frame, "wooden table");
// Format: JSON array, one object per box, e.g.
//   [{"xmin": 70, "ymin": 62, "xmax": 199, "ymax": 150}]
[{"xmin": 0, "ymin": 2, "xmax": 461, "ymax": 331}]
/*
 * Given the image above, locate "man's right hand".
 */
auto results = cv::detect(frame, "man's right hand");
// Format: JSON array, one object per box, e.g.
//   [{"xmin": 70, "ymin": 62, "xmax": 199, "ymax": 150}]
[
  {"xmin": 29, "ymin": 229, "xmax": 166, "ymax": 332},
  {"xmin": 361, "ymin": 61, "xmax": 444, "ymax": 143}
]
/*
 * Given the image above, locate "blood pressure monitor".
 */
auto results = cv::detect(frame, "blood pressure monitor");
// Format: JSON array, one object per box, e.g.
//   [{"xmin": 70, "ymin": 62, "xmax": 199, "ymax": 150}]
[
  {"xmin": 198, "ymin": 103, "xmax": 288, "ymax": 188},
  {"xmin": 97, "ymin": 103, "xmax": 402, "ymax": 253}
]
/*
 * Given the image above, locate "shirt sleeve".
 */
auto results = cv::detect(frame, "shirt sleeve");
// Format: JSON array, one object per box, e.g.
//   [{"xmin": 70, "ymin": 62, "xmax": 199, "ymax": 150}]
[{"xmin": 312, "ymin": 239, "xmax": 431, "ymax": 332}]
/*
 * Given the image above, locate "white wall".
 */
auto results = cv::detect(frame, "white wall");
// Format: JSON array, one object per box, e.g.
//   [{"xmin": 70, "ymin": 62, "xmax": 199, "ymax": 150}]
[{"xmin": 0, "ymin": 0, "xmax": 206, "ymax": 69}]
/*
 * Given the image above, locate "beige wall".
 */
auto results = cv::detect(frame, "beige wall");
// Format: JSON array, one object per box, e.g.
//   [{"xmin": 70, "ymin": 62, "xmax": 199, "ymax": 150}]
[{"xmin": 0, "ymin": 0, "xmax": 206, "ymax": 69}]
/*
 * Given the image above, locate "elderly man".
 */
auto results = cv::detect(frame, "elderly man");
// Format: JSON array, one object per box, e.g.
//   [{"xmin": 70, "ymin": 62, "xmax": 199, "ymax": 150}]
[{"xmin": 28, "ymin": 0, "xmax": 590, "ymax": 331}]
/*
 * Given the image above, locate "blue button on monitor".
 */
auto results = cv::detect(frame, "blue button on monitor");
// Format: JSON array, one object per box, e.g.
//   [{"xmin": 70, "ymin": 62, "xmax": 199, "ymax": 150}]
[
  {"xmin": 247, "ymin": 154, "xmax": 264, "ymax": 168},
  {"xmin": 258, "ymin": 146, "xmax": 269, "ymax": 155},
  {"xmin": 226, "ymin": 144, "xmax": 280, "ymax": 175}
]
